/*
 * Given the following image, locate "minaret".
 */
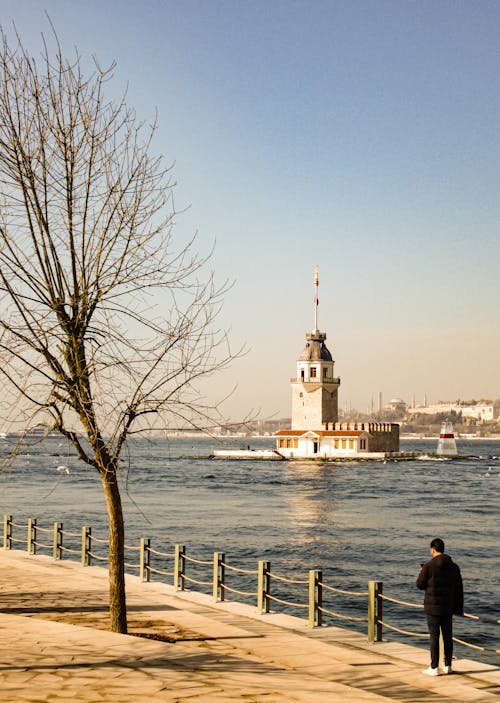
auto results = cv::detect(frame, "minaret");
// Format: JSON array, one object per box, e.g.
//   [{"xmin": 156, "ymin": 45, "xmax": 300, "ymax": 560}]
[{"xmin": 291, "ymin": 267, "xmax": 340, "ymax": 430}]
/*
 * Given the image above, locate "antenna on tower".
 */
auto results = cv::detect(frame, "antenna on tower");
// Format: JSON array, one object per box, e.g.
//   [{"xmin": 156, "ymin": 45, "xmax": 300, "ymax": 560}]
[{"xmin": 314, "ymin": 265, "xmax": 319, "ymax": 334}]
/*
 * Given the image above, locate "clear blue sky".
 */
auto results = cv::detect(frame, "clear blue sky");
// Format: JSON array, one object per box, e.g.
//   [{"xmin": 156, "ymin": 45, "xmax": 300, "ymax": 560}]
[{"xmin": 2, "ymin": 1, "xmax": 500, "ymax": 419}]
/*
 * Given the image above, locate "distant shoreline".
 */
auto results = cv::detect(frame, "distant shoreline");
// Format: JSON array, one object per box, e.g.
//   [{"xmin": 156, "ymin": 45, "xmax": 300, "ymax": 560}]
[
  {"xmin": 400, "ymin": 434, "xmax": 500, "ymax": 441},
  {"xmin": 4, "ymin": 431, "xmax": 500, "ymax": 442}
]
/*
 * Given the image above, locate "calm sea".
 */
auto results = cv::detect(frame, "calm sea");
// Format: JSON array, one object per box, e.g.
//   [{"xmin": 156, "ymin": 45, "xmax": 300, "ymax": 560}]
[{"xmin": 0, "ymin": 435, "xmax": 498, "ymax": 664}]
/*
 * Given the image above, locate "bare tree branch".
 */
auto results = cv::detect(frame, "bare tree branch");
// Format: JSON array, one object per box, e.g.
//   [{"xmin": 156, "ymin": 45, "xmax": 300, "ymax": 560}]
[{"xmin": 0, "ymin": 23, "xmax": 244, "ymax": 633}]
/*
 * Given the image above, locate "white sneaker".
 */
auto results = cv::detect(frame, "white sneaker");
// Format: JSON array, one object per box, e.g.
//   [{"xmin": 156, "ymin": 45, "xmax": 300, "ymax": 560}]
[
  {"xmin": 422, "ymin": 667, "xmax": 439, "ymax": 676},
  {"xmin": 443, "ymin": 665, "xmax": 453, "ymax": 674}
]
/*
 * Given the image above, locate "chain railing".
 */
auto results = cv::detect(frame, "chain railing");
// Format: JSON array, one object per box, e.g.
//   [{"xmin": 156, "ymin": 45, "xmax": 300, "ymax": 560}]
[
  {"xmin": 59, "ymin": 526, "xmax": 82, "ymax": 558},
  {"xmin": 143, "ymin": 542, "xmax": 175, "ymax": 581},
  {"xmin": 2, "ymin": 513, "xmax": 498, "ymax": 654},
  {"xmin": 319, "ymin": 579, "xmax": 369, "ymax": 628},
  {"xmin": 218, "ymin": 557, "xmax": 258, "ymax": 601},
  {"xmin": 377, "ymin": 591, "xmax": 500, "ymax": 654}
]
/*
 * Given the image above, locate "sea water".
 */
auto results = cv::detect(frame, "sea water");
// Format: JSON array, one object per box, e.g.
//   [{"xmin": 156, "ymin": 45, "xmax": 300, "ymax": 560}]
[{"xmin": 0, "ymin": 435, "xmax": 498, "ymax": 664}]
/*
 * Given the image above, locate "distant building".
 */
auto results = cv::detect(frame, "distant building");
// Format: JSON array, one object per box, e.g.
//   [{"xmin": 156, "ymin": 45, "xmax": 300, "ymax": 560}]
[
  {"xmin": 275, "ymin": 268, "xmax": 399, "ymax": 458},
  {"xmin": 384, "ymin": 397, "xmax": 407, "ymax": 415},
  {"xmin": 217, "ymin": 418, "xmax": 290, "ymax": 436},
  {"xmin": 461, "ymin": 403, "xmax": 499, "ymax": 422},
  {"xmin": 406, "ymin": 402, "xmax": 458, "ymax": 417},
  {"xmin": 407, "ymin": 401, "xmax": 499, "ymax": 422}
]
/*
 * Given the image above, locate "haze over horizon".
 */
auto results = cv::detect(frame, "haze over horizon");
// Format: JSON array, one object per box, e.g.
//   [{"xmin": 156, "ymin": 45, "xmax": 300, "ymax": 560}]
[{"xmin": 1, "ymin": 1, "xmax": 499, "ymax": 421}]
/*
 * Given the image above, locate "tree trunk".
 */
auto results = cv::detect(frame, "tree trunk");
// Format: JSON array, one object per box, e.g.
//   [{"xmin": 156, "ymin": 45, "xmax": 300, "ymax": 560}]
[{"xmin": 101, "ymin": 471, "xmax": 128, "ymax": 633}]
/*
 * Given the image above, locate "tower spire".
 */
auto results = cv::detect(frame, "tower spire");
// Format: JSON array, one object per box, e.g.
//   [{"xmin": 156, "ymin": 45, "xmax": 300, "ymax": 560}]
[{"xmin": 313, "ymin": 265, "xmax": 319, "ymax": 334}]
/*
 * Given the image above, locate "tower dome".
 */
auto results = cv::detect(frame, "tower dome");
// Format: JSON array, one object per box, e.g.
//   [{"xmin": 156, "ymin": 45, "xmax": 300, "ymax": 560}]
[{"xmin": 298, "ymin": 332, "xmax": 333, "ymax": 362}]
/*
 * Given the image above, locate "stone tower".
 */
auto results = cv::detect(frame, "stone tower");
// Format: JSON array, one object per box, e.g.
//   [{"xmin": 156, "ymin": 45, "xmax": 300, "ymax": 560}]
[{"xmin": 291, "ymin": 267, "xmax": 340, "ymax": 430}]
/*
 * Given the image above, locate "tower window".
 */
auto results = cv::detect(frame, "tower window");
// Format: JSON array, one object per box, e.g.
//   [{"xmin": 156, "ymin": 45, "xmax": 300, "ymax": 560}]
[
  {"xmin": 310, "ymin": 367, "xmax": 317, "ymax": 378},
  {"xmin": 323, "ymin": 367, "xmax": 328, "ymax": 378},
  {"xmin": 301, "ymin": 369, "xmax": 305, "ymax": 380}
]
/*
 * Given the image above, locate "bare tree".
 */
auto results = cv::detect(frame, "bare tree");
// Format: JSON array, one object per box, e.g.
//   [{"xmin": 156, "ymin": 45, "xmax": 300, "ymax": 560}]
[{"xmin": 0, "ymin": 27, "xmax": 238, "ymax": 633}]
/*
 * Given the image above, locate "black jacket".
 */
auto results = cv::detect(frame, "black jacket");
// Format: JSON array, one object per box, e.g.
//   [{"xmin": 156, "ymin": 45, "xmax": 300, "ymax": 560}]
[{"xmin": 416, "ymin": 553, "xmax": 464, "ymax": 616}]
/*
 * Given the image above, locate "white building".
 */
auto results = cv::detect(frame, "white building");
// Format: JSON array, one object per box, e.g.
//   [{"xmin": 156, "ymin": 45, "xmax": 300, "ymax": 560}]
[
  {"xmin": 275, "ymin": 268, "xmax": 399, "ymax": 459},
  {"xmin": 461, "ymin": 404, "xmax": 498, "ymax": 421},
  {"xmin": 276, "ymin": 423, "xmax": 400, "ymax": 458},
  {"xmin": 407, "ymin": 402, "xmax": 499, "ymax": 422}
]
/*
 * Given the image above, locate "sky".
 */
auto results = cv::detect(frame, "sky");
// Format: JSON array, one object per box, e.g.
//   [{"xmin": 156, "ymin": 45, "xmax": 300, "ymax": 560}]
[{"xmin": 1, "ymin": 1, "xmax": 500, "ymax": 420}]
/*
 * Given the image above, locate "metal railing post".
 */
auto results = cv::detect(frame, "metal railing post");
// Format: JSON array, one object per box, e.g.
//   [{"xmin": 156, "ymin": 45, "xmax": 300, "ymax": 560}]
[
  {"xmin": 174, "ymin": 544, "xmax": 185, "ymax": 591},
  {"xmin": 140, "ymin": 538, "xmax": 150, "ymax": 582},
  {"xmin": 257, "ymin": 560, "xmax": 271, "ymax": 614},
  {"xmin": 213, "ymin": 552, "xmax": 225, "ymax": 602},
  {"xmin": 27, "ymin": 518, "xmax": 37, "ymax": 555},
  {"xmin": 308, "ymin": 569, "xmax": 322, "ymax": 627},
  {"xmin": 3, "ymin": 514, "xmax": 12, "ymax": 550},
  {"xmin": 53, "ymin": 522, "xmax": 63, "ymax": 560},
  {"xmin": 81, "ymin": 526, "xmax": 92, "ymax": 566},
  {"xmin": 368, "ymin": 580, "xmax": 383, "ymax": 642}
]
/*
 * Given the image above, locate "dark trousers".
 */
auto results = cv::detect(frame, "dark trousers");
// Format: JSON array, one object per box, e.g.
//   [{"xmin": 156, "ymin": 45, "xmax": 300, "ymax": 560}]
[{"xmin": 426, "ymin": 613, "xmax": 453, "ymax": 668}]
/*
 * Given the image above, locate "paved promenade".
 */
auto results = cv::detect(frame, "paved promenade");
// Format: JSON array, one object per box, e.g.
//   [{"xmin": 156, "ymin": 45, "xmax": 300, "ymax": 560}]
[{"xmin": 0, "ymin": 549, "xmax": 499, "ymax": 702}]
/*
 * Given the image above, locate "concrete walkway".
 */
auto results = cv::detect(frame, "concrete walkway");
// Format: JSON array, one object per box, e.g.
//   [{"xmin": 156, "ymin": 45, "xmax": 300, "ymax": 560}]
[{"xmin": 0, "ymin": 549, "xmax": 499, "ymax": 702}]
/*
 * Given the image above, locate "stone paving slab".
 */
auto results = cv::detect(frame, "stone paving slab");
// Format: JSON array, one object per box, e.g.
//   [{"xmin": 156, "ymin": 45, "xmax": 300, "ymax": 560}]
[
  {"xmin": 0, "ymin": 613, "xmax": 389, "ymax": 703},
  {"xmin": 1, "ymin": 549, "xmax": 499, "ymax": 702}
]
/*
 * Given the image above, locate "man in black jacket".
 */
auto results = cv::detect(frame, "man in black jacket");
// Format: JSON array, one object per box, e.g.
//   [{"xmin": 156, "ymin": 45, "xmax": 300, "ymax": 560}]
[{"xmin": 416, "ymin": 537, "xmax": 463, "ymax": 676}]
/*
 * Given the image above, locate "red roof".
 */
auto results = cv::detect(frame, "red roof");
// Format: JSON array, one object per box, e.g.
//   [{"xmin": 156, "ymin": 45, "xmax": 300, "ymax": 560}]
[{"xmin": 275, "ymin": 429, "xmax": 365, "ymax": 437}]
